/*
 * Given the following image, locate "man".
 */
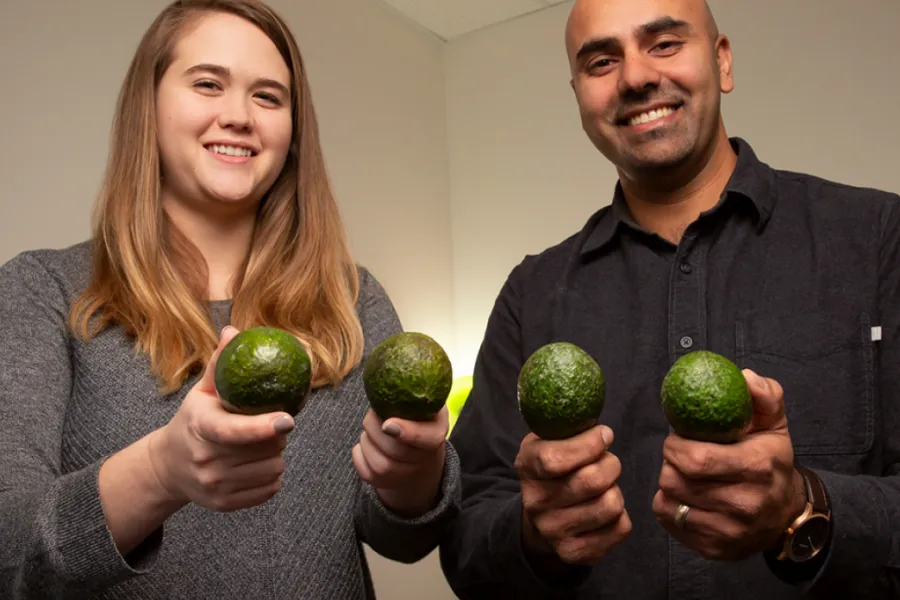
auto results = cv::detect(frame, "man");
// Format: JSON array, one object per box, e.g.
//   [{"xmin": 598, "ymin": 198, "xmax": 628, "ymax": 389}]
[{"xmin": 439, "ymin": 0, "xmax": 899, "ymax": 598}]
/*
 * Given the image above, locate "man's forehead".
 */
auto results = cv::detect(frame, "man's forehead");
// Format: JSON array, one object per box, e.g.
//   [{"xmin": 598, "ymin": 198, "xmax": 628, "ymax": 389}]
[{"xmin": 566, "ymin": 0, "xmax": 707, "ymax": 51}]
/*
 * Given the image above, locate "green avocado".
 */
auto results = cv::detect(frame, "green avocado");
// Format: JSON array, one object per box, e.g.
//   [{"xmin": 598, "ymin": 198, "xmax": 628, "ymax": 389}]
[
  {"xmin": 363, "ymin": 332, "xmax": 453, "ymax": 421},
  {"xmin": 517, "ymin": 342, "xmax": 606, "ymax": 440},
  {"xmin": 660, "ymin": 350, "xmax": 752, "ymax": 443},
  {"xmin": 214, "ymin": 326, "xmax": 312, "ymax": 417}
]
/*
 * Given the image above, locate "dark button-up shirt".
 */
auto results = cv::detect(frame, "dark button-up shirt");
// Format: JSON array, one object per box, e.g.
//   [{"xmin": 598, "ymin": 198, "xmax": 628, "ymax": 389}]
[{"xmin": 440, "ymin": 138, "xmax": 900, "ymax": 599}]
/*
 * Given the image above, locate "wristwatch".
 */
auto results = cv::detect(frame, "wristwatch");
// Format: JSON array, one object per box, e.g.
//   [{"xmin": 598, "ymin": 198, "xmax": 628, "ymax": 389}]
[{"xmin": 773, "ymin": 466, "xmax": 832, "ymax": 562}]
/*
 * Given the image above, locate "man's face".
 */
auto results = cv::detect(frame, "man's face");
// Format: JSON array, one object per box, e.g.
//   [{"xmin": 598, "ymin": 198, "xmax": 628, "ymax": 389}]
[{"xmin": 566, "ymin": 0, "xmax": 733, "ymax": 178}]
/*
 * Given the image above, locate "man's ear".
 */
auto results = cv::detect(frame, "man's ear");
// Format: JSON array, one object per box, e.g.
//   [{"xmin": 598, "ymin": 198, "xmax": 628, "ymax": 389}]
[{"xmin": 716, "ymin": 34, "xmax": 734, "ymax": 94}]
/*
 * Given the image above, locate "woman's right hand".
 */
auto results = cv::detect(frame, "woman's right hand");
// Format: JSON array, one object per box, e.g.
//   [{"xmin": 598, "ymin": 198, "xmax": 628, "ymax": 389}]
[{"xmin": 147, "ymin": 325, "xmax": 295, "ymax": 512}]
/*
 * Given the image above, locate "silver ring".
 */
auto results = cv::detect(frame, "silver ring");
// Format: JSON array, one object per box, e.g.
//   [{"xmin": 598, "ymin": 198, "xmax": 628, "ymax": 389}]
[{"xmin": 674, "ymin": 503, "xmax": 691, "ymax": 530}]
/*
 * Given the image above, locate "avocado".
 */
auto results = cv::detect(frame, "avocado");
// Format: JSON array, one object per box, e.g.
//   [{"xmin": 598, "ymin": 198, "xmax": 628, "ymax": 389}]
[
  {"xmin": 214, "ymin": 326, "xmax": 312, "ymax": 416},
  {"xmin": 660, "ymin": 350, "xmax": 752, "ymax": 443},
  {"xmin": 517, "ymin": 342, "xmax": 606, "ymax": 440},
  {"xmin": 363, "ymin": 332, "xmax": 452, "ymax": 421}
]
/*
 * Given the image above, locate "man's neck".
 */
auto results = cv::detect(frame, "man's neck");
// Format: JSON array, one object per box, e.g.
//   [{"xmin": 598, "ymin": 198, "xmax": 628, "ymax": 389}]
[{"xmin": 619, "ymin": 133, "xmax": 738, "ymax": 245}]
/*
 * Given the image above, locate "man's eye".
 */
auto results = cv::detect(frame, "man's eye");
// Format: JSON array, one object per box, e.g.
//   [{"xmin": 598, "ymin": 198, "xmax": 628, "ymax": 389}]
[{"xmin": 654, "ymin": 41, "xmax": 683, "ymax": 52}]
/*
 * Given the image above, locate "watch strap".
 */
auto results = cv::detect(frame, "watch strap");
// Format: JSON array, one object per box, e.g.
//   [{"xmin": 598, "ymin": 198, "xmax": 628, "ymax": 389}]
[{"xmin": 796, "ymin": 466, "xmax": 830, "ymax": 516}]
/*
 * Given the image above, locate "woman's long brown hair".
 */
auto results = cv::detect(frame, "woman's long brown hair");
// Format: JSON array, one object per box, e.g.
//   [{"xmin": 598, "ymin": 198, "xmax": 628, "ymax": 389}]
[{"xmin": 70, "ymin": 0, "xmax": 364, "ymax": 394}]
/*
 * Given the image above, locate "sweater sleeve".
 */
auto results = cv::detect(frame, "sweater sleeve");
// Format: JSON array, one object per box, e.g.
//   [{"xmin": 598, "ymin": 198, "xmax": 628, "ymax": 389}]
[
  {"xmin": 352, "ymin": 267, "xmax": 462, "ymax": 564},
  {"xmin": 0, "ymin": 252, "xmax": 161, "ymax": 598}
]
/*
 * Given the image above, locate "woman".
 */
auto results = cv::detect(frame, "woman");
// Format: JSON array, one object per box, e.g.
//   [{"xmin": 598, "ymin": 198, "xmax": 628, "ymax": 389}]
[{"xmin": 0, "ymin": 1, "xmax": 459, "ymax": 598}]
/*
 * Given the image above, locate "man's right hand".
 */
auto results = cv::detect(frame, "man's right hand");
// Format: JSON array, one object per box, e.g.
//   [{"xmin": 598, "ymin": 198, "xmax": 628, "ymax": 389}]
[{"xmin": 514, "ymin": 425, "xmax": 631, "ymax": 565}]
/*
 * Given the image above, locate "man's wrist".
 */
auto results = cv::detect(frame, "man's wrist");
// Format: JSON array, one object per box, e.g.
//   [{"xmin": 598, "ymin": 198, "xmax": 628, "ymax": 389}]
[
  {"xmin": 520, "ymin": 511, "xmax": 586, "ymax": 581},
  {"xmin": 763, "ymin": 467, "xmax": 833, "ymax": 584},
  {"xmin": 521, "ymin": 510, "xmax": 553, "ymax": 556},
  {"xmin": 766, "ymin": 468, "xmax": 813, "ymax": 551},
  {"xmin": 789, "ymin": 468, "xmax": 809, "ymax": 517}
]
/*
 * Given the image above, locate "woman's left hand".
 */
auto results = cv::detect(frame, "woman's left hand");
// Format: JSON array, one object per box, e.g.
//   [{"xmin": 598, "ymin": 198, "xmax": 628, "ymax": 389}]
[{"xmin": 352, "ymin": 407, "xmax": 448, "ymax": 518}]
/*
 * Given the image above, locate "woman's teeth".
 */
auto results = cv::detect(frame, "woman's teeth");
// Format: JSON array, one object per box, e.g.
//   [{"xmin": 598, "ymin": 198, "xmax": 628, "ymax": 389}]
[{"xmin": 208, "ymin": 145, "xmax": 253, "ymax": 157}]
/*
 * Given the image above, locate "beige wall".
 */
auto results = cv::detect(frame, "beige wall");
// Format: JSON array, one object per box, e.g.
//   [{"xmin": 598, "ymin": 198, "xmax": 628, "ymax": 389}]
[
  {"xmin": 445, "ymin": 0, "xmax": 900, "ymax": 377},
  {"xmin": 3, "ymin": 0, "xmax": 900, "ymax": 599}
]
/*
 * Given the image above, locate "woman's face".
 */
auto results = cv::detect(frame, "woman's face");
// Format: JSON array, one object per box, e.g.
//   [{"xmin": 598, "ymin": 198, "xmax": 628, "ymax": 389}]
[{"xmin": 156, "ymin": 12, "xmax": 293, "ymax": 217}]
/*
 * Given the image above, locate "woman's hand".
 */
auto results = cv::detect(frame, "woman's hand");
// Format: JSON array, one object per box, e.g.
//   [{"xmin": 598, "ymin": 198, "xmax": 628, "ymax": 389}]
[
  {"xmin": 352, "ymin": 407, "xmax": 449, "ymax": 518},
  {"xmin": 148, "ymin": 326, "xmax": 295, "ymax": 512}
]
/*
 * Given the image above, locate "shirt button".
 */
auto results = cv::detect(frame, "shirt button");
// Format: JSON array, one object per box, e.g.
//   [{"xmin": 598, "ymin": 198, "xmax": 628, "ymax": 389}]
[
  {"xmin": 680, "ymin": 262, "xmax": 692, "ymax": 274},
  {"xmin": 679, "ymin": 336, "xmax": 693, "ymax": 349}
]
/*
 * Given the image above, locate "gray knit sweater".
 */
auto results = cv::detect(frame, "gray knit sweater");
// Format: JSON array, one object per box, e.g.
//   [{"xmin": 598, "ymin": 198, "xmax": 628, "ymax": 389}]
[{"xmin": 0, "ymin": 241, "xmax": 462, "ymax": 600}]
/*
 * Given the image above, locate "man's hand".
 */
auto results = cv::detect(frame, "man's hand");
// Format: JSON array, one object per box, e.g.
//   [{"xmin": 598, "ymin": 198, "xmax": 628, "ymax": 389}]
[
  {"xmin": 515, "ymin": 425, "xmax": 631, "ymax": 566},
  {"xmin": 652, "ymin": 369, "xmax": 807, "ymax": 561},
  {"xmin": 352, "ymin": 407, "xmax": 448, "ymax": 519}
]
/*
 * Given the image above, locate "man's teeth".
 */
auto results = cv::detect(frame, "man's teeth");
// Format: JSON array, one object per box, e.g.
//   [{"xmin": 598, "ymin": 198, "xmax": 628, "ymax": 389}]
[
  {"xmin": 209, "ymin": 145, "xmax": 253, "ymax": 157},
  {"xmin": 628, "ymin": 106, "xmax": 676, "ymax": 126}
]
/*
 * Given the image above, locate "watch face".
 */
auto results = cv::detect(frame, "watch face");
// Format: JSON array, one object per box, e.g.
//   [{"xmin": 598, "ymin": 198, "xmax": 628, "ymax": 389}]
[{"xmin": 790, "ymin": 515, "xmax": 830, "ymax": 560}]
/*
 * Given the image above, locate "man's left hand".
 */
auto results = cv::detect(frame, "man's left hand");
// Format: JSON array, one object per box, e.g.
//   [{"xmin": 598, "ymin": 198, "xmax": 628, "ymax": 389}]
[
  {"xmin": 352, "ymin": 407, "xmax": 448, "ymax": 519},
  {"xmin": 652, "ymin": 369, "xmax": 808, "ymax": 561}
]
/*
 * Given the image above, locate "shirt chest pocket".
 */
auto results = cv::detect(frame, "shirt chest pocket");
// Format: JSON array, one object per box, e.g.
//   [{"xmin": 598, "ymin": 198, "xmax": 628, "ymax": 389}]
[{"xmin": 734, "ymin": 311, "xmax": 876, "ymax": 456}]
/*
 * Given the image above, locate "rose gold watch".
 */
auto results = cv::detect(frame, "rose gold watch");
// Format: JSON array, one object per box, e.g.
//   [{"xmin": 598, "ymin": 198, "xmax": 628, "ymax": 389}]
[{"xmin": 774, "ymin": 467, "xmax": 832, "ymax": 562}]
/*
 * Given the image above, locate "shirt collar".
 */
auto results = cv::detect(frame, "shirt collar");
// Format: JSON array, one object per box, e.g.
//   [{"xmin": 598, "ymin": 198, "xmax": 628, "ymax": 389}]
[{"xmin": 582, "ymin": 137, "xmax": 777, "ymax": 255}]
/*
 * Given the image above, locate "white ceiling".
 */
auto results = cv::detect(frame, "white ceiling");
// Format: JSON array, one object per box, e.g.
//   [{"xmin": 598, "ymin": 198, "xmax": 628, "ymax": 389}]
[{"xmin": 379, "ymin": 0, "xmax": 571, "ymax": 41}]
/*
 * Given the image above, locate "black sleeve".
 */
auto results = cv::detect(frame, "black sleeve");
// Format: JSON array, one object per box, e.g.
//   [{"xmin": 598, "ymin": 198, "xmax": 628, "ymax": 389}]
[{"xmin": 439, "ymin": 260, "xmax": 592, "ymax": 599}]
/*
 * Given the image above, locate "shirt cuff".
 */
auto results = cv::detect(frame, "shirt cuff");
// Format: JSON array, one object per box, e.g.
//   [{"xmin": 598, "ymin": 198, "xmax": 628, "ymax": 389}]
[
  {"xmin": 767, "ymin": 469, "xmax": 892, "ymax": 594},
  {"xmin": 490, "ymin": 494, "xmax": 593, "ymax": 598},
  {"xmin": 357, "ymin": 440, "xmax": 462, "ymax": 563},
  {"xmin": 56, "ymin": 459, "xmax": 163, "ymax": 587}
]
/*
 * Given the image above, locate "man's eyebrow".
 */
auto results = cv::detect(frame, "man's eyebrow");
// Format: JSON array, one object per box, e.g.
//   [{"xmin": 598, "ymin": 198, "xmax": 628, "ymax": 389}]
[
  {"xmin": 575, "ymin": 16, "xmax": 692, "ymax": 61},
  {"xmin": 640, "ymin": 16, "xmax": 692, "ymax": 36},
  {"xmin": 183, "ymin": 63, "xmax": 290, "ymax": 97},
  {"xmin": 575, "ymin": 37, "xmax": 620, "ymax": 62}
]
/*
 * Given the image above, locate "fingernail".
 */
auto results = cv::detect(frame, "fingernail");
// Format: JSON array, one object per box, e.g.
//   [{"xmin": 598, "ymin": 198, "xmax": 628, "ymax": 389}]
[
  {"xmin": 274, "ymin": 416, "xmax": 295, "ymax": 434},
  {"xmin": 382, "ymin": 422, "xmax": 402, "ymax": 438},
  {"xmin": 601, "ymin": 426, "xmax": 614, "ymax": 447}
]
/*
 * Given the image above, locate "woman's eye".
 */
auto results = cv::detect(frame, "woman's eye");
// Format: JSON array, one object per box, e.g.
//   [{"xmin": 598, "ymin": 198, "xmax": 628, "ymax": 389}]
[{"xmin": 256, "ymin": 93, "xmax": 282, "ymax": 105}]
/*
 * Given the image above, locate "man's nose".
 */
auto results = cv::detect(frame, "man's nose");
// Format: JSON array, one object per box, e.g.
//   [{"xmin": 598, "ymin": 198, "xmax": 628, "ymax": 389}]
[{"xmin": 617, "ymin": 53, "xmax": 662, "ymax": 97}]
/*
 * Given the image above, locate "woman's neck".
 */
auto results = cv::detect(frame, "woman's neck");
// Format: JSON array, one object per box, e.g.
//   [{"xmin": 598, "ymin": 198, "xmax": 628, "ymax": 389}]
[{"xmin": 162, "ymin": 196, "xmax": 256, "ymax": 301}]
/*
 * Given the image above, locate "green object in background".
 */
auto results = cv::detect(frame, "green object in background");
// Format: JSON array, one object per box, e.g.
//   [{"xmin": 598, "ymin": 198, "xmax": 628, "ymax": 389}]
[{"xmin": 446, "ymin": 375, "xmax": 473, "ymax": 436}]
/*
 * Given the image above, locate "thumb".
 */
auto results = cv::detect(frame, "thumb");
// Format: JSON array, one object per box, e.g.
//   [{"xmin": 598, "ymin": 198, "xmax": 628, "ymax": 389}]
[
  {"xmin": 196, "ymin": 405, "xmax": 294, "ymax": 445},
  {"xmin": 381, "ymin": 407, "xmax": 450, "ymax": 451},
  {"xmin": 196, "ymin": 325, "xmax": 240, "ymax": 394},
  {"xmin": 743, "ymin": 369, "xmax": 787, "ymax": 433}
]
